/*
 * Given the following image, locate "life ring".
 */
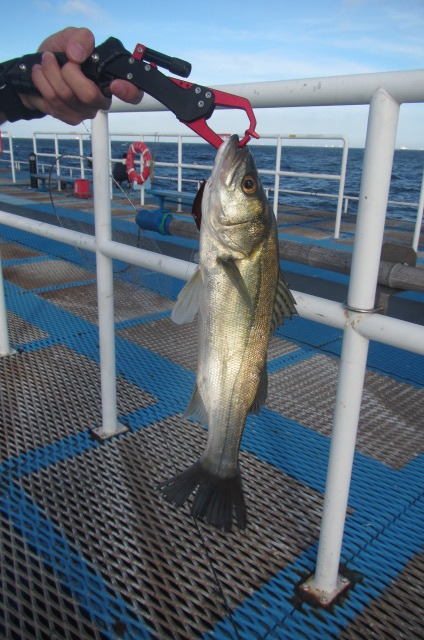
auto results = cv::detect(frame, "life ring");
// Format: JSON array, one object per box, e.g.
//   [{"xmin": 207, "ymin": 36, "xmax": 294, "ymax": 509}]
[{"xmin": 126, "ymin": 141, "xmax": 152, "ymax": 185}]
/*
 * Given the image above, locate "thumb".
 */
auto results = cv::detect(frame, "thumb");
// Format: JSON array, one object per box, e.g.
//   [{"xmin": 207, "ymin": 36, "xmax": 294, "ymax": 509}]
[
  {"xmin": 38, "ymin": 27, "xmax": 94, "ymax": 64},
  {"xmin": 66, "ymin": 28, "xmax": 94, "ymax": 64}
]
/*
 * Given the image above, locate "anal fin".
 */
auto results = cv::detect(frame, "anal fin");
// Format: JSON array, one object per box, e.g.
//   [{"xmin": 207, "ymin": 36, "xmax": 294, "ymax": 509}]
[
  {"xmin": 183, "ymin": 383, "xmax": 208, "ymax": 425},
  {"xmin": 249, "ymin": 366, "xmax": 268, "ymax": 414}
]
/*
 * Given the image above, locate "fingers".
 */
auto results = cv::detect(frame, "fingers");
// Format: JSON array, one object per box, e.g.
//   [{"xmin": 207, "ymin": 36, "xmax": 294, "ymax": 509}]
[
  {"xmin": 28, "ymin": 52, "xmax": 111, "ymax": 125},
  {"xmin": 110, "ymin": 79, "xmax": 144, "ymax": 105},
  {"xmin": 32, "ymin": 27, "xmax": 109, "ymax": 124},
  {"xmin": 18, "ymin": 27, "xmax": 143, "ymax": 125}
]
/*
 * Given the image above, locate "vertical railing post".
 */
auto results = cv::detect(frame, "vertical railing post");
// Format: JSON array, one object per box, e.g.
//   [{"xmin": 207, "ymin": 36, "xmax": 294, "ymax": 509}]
[
  {"xmin": 177, "ymin": 135, "xmax": 183, "ymax": 188},
  {"xmin": 9, "ymin": 133, "xmax": 16, "ymax": 184},
  {"xmin": 79, "ymin": 134, "xmax": 85, "ymax": 179},
  {"xmin": 177, "ymin": 135, "xmax": 183, "ymax": 211},
  {"xmin": 90, "ymin": 111, "xmax": 127, "ymax": 440},
  {"xmin": 54, "ymin": 134, "xmax": 61, "ymax": 189},
  {"xmin": 273, "ymin": 136, "xmax": 282, "ymax": 216},
  {"xmin": 0, "ymin": 245, "xmax": 15, "ymax": 357},
  {"xmin": 301, "ymin": 89, "xmax": 400, "ymax": 603},
  {"xmin": 334, "ymin": 137, "xmax": 349, "ymax": 238}
]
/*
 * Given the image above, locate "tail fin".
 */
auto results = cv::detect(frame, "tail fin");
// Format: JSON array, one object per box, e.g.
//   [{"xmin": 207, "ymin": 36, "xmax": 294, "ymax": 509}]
[{"xmin": 158, "ymin": 462, "xmax": 247, "ymax": 531}]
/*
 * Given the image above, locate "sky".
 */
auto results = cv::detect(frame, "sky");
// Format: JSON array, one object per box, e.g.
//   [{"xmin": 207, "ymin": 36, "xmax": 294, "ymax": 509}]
[{"xmin": 1, "ymin": 0, "xmax": 423, "ymax": 147}]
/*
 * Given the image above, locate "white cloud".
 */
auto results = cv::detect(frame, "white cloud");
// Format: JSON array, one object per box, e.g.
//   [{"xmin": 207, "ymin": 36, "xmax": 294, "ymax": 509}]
[
  {"xmin": 187, "ymin": 47, "xmax": 375, "ymax": 86},
  {"xmin": 59, "ymin": 0, "xmax": 105, "ymax": 20}
]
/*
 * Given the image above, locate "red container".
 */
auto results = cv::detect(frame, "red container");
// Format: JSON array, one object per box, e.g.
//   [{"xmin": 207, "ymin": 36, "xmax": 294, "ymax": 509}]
[{"xmin": 73, "ymin": 179, "xmax": 91, "ymax": 199}]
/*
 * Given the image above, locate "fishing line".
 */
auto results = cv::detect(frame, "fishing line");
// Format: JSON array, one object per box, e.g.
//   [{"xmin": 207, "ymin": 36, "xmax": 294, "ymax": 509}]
[
  {"xmin": 192, "ymin": 518, "xmax": 243, "ymax": 640},
  {"xmin": 44, "ymin": 153, "xmax": 139, "ymax": 276},
  {"xmin": 43, "ymin": 143, "xmax": 236, "ymax": 634},
  {"xmin": 157, "ymin": 421, "xmax": 242, "ymax": 640}
]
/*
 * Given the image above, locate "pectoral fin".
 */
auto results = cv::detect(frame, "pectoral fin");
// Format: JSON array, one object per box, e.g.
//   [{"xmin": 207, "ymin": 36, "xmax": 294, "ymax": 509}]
[
  {"xmin": 271, "ymin": 270, "xmax": 297, "ymax": 332},
  {"xmin": 217, "ymin": 257, "xmax": 253, "ymax": 311},
  {"xmin": 171, "ymin": 269, "xmax": 203, "ymax": 324}
]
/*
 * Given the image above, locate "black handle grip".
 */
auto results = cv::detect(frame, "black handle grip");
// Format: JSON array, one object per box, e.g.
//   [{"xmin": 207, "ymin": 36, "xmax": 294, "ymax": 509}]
[
  {"xmin": 0, "ymin": 38, "xmax": 130, "ymax": 96},
  {"xmin": 0, "ymin": 37, "xmax": 214, "ymax": 124}
]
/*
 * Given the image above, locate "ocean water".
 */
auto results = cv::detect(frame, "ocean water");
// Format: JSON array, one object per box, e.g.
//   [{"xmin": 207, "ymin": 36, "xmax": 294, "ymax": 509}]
[{"xmin": 4, "ymin": 136, "xmax": 424, "ymax": 222}]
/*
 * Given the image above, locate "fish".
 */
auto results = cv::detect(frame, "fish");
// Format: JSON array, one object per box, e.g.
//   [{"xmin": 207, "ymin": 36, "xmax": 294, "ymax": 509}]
[{"xmin": 158, "ymin": 134, "xmax": 296, "ymax": 531}]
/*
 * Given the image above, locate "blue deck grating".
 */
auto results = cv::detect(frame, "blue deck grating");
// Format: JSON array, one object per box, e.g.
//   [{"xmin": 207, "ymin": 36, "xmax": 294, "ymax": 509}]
[{"xmin": 0, "ymin": 221, "xmax": 423, "ymax": 639}]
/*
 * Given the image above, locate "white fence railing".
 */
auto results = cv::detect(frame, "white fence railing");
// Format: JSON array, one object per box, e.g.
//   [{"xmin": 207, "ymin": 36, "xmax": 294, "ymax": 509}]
[
  {"xmin": 2, "ymin": 127, "xmax": 423, "ymax": 244},
  {"xmin": 1, "ymin": 68, "xmax": 424, "ymax": 605},
  {"xmin": 0, "ymin": 131, "xmax": 16, "ymax": 183}
]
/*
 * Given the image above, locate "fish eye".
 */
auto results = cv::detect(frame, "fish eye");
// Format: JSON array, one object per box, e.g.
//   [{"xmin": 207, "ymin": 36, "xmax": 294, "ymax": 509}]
[{"xmin": 241, "ymin": 175, "xmax": 257, "ymax": 194}]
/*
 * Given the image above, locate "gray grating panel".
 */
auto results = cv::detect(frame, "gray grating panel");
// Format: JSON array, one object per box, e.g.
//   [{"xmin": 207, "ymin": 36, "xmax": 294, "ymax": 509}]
[
  {"xmin": 0, "ymin": 344, "xmax": 155, "ymax": 461},
  {"xmin": 3, "ymin": 260, "xmax": 95, "ymax": 290},
  {"xmin": 268, "ymin": 353, "xmax": 424, "ymax": 469},
  {"xmin": 341, "ymin": 550, "xmax": 424, "ymax": 640},
  {"xmin": 20, "ymin": 419, "xmax": 322, "ymax": 638},
  {"xmin": 6, "ymin": 311, "xmax": 48, "ymax": 345},
  {"xmin": 40, "ymin": 279, "xmax": 174, "ymax": 325},
  {"xmin": 267, "ymin": 336, "xmax": 299, "ymax": 361},
  {"xmin": 1, "ymin": 226, "xmax": 423, "ymax": 639},
  {"xmin": 0, "ymin": 514, "xmax": 103, "ymax": 640},
  {"xmin": 0, "ymin": 241, "xmax": 43, "ymax": 260},
  {"xmin": 118, "ymin": 318, "xmax": 199, "ymax": 371}
]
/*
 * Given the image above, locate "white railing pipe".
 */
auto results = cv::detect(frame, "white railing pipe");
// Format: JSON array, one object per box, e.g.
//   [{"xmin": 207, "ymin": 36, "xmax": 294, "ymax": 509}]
[
  {"xmin": 0, "ymin": 210, "xmax": 96, "ymax": 251},
  {"xmin": 100, "ymin": 240, "xmax": 197, "ymax": 282},
  {"xmin": 91, "ymin": 111, "xmax": 122, "ymax": 437},
  {"xmin": 311, "ymin": 88, "xmax": 400, "ymax": 597},
  {"xmin": 294, "ymin": 291, "xmax": 424, "ymax": 354},
  {"xmin": 272, "ymin": 136, "xmax": 283, "ymax": 216},
  {"xmin": 0, "ymin": 132, "xmax": 16, "ymax": 183},
  {"xmin": 110, "ymin": 69, "xmax": 424, "ymax": 113},
  {"xmin": 0, "ymin": 246, "xmax": 13, "ymax": 356},
  {"xmin": 334, "ymin": 142, "xmax": 349, "ymax": 238},
  {"xmin": 1, "ymin": 207, "xmax": 423, "ymax": 359}
]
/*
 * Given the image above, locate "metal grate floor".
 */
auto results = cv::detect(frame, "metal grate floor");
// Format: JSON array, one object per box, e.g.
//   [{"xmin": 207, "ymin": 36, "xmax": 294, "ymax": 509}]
[{"xmin": 0, "ymin": 231, "xmax": 423, "ymax": 639}]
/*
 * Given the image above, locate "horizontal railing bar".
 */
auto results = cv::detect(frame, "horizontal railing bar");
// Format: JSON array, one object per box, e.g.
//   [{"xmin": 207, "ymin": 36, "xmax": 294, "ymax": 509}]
[
  {"xmin": 1, "ymin": 208, "xmax": 423, "ymax": 355},
  {"xmin": 110, "ymin": 69, "xmax": 424, "ymax": 113}
]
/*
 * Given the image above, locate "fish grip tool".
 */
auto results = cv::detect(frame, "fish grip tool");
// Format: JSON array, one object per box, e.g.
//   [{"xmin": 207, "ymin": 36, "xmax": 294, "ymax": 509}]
[{"xmin": 0, "ymin": 37, "xmax": 258, "ymax": 148}]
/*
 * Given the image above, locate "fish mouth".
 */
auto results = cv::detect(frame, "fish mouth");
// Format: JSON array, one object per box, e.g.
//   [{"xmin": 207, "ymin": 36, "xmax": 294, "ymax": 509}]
[{"xmin": 212, "ymin": 135, "xmax": 248, "ymax": 185}]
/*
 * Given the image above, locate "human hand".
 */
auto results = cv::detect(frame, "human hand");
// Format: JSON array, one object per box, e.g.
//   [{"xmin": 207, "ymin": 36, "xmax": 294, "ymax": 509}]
[{"xmin": 19, "ymin": 27, "xmax": 143, "ymax": 125}]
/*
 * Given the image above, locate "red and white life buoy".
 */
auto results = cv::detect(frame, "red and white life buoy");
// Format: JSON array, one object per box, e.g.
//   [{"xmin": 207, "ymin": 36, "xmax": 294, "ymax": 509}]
[{"xmin": 126, "ymin": 141, "xmax": 152, "ymax": 185}]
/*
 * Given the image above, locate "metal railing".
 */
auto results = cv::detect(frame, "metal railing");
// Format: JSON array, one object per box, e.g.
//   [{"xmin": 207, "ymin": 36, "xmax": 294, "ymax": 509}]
[
  {"xmin": 2, "ymin": 128, "xmax": 423, "ymax": 244},
  {"xmin": 32, "ymin": 131, "xmax": 90, "ymax": 181},
  {"xmin": 1, "ymin": 68, "xmax": 424, "ymax": 605},
  {"xmin": 0, "ymin": 131, "xmax": 16, "ymax": 183},
  {"xmin": 342, "ymin": 168, "xmax": 424, "ymax": 251},
  {"xmin": 256, "ymin": 133, "xmax": 348, "ymax": 237}
]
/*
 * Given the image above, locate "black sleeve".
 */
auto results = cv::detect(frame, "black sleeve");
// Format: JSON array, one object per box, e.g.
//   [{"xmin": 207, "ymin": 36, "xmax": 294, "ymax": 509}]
[{"xmin": 0, "ymin": 65, "xmax": 45, "ymax": 122}]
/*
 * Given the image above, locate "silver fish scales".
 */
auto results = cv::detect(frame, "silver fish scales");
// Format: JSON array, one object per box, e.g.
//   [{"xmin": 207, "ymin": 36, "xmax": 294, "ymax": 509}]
[{"xmin": 159, "ymin": 134, "xmax": 296, "ymax": 530}]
